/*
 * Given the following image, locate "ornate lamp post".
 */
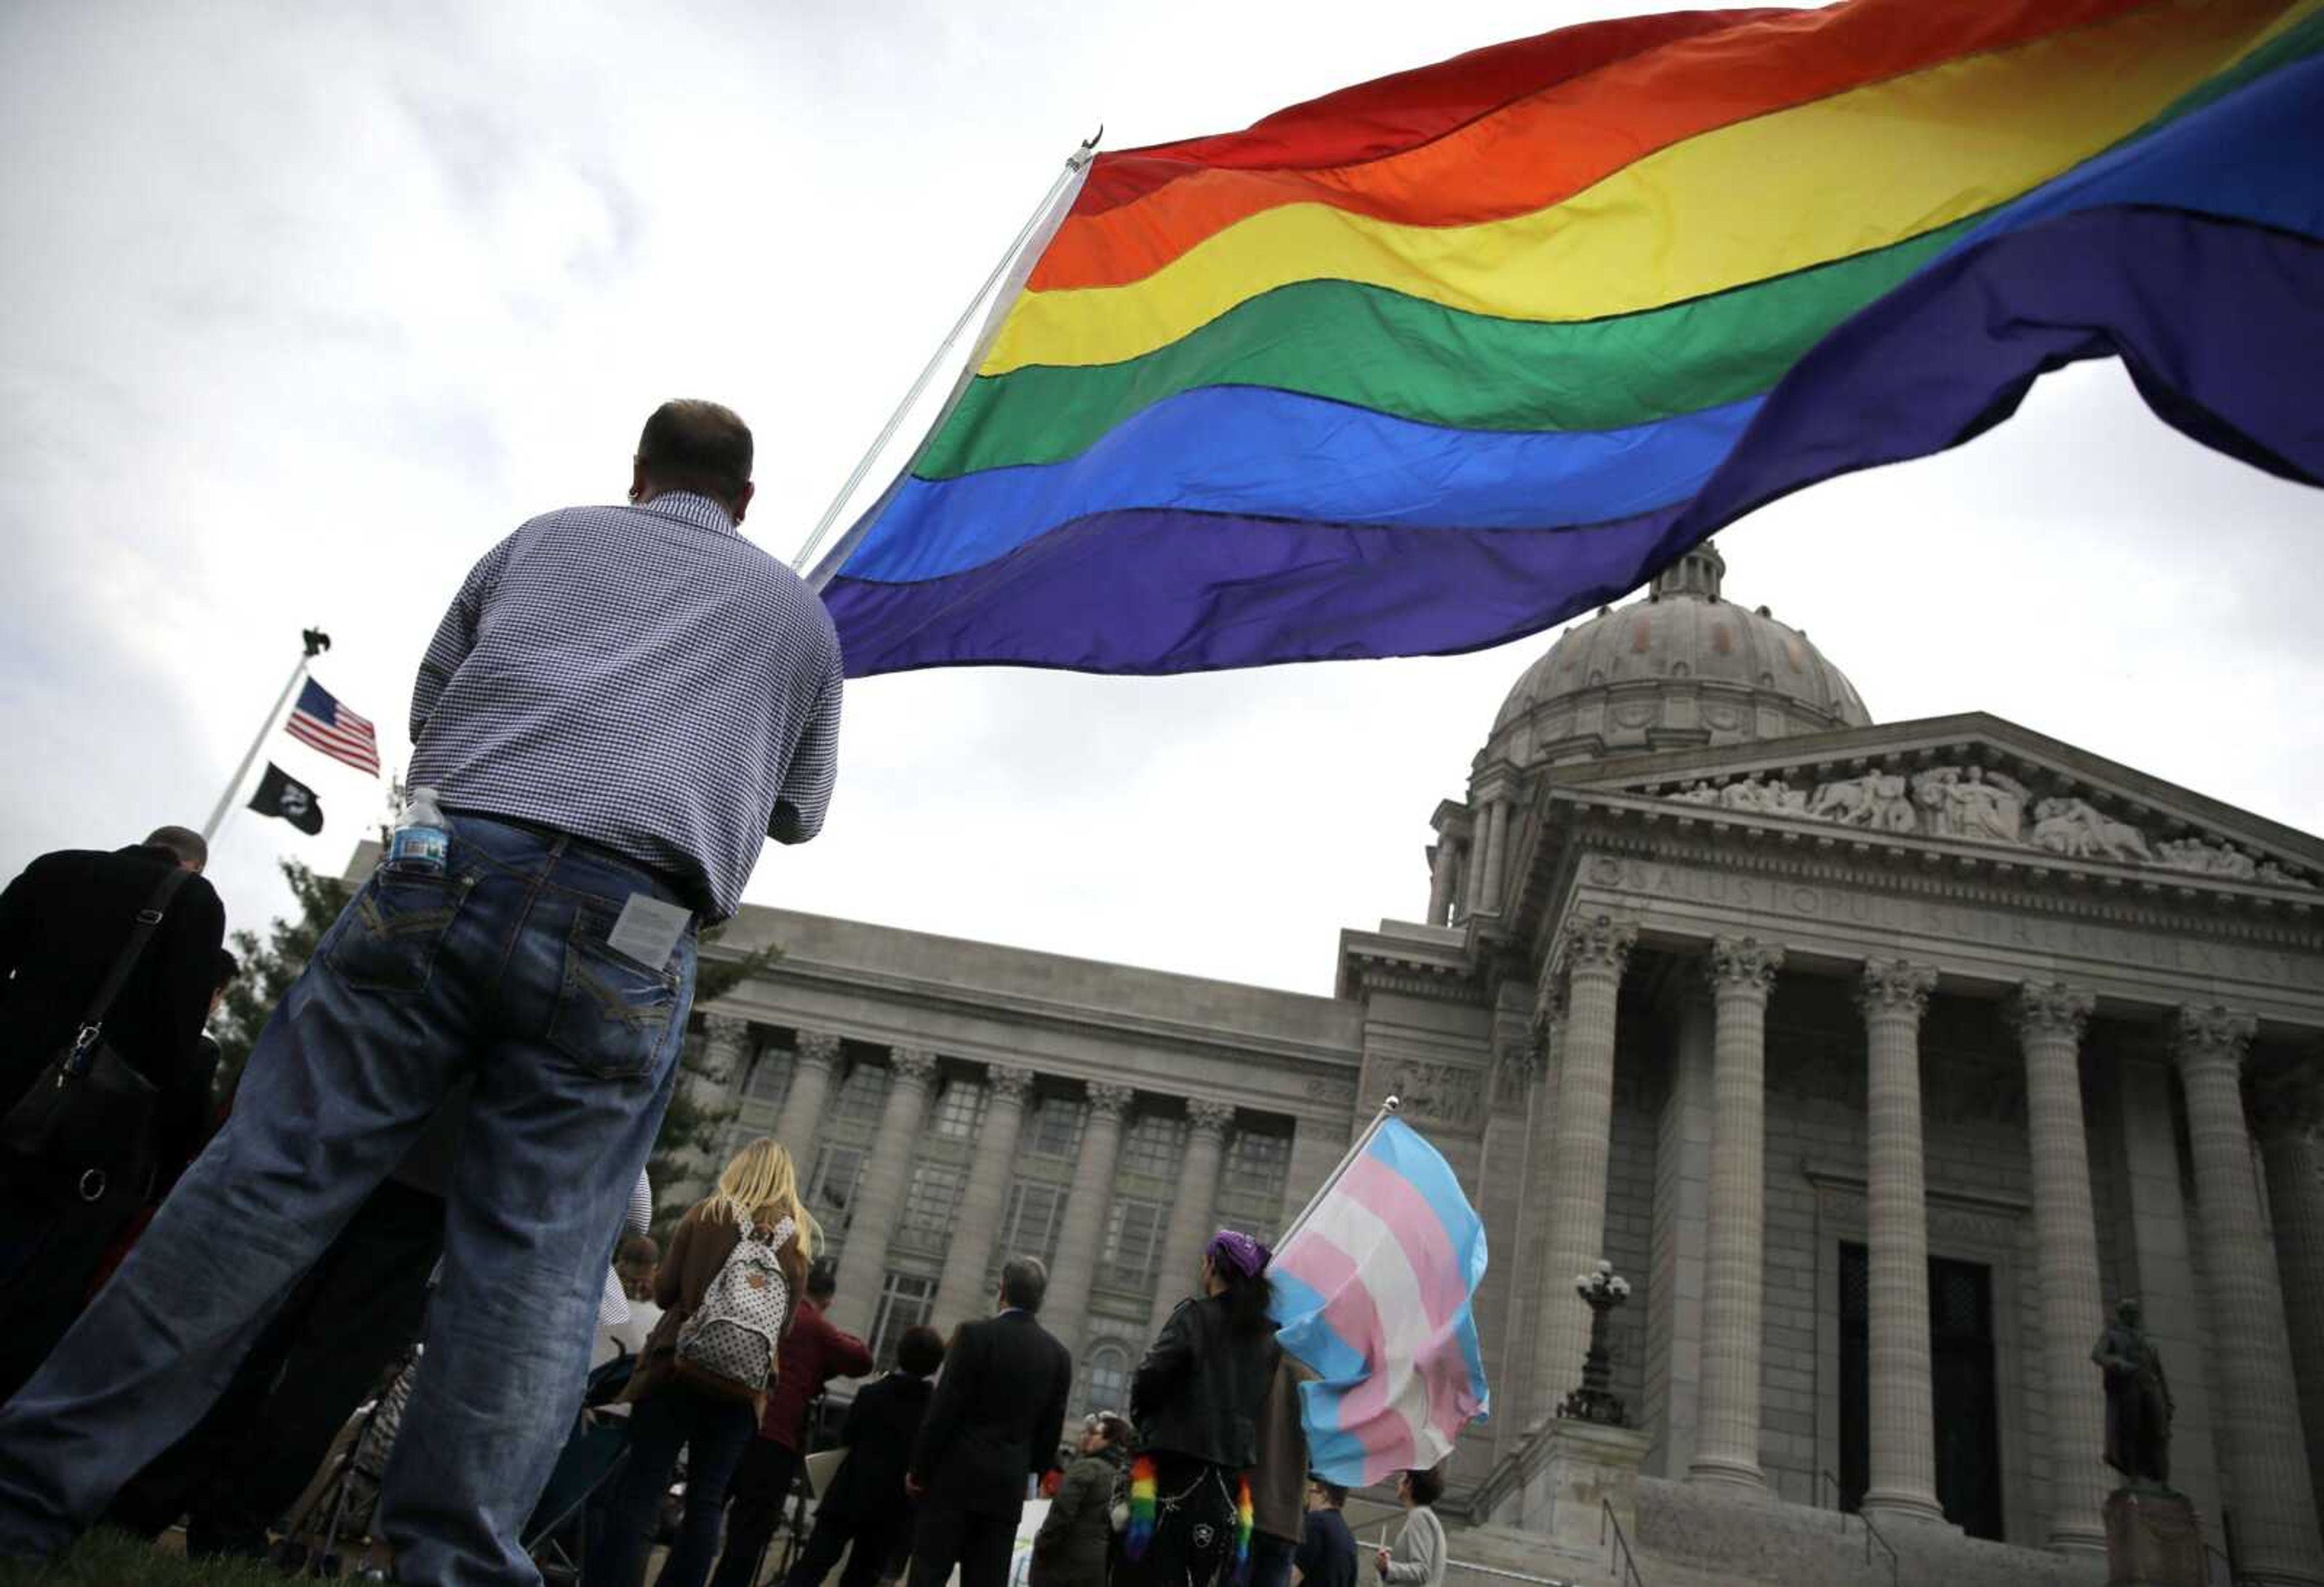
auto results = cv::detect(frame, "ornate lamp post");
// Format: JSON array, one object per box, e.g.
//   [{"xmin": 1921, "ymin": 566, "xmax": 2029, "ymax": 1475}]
[{"xmin": 1560, "ymin": 1258, "xmax": 1632, "ymax": 1427}]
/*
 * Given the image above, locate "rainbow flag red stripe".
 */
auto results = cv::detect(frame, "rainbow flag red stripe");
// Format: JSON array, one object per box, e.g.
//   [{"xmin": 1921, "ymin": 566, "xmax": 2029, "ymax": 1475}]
[{"xmin": 818, "ymin": 0, "xmax": 2324, "ymax": 677}]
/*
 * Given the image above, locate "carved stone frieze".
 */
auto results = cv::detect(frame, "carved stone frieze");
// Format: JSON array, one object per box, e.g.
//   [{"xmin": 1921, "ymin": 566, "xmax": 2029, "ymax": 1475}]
[
  {"xmin": 1707, "ymin": 935, "xmax": 1785, "ymax": 996},
  {"xmin": 2006, "ymin": 980, "xmax": 2095, "ymax": 1045},
  {"xmin": 1857, "ymin": 959, "xmax": 1937, "ymax": 1023},
  {"xmin": 1302, "ymin": 1075, "xmax": 1359, "ymax": 1108},
  {"xmin": 1636, "ymin": 754, "xmax": 2315, "ymax": 889},
  {"xmin": 1387, "ymin": 1060, "xmax": 1487, "ymax": 1129}
]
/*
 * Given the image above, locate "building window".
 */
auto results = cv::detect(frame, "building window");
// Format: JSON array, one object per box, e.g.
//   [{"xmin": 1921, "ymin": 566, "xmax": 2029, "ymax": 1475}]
[
  {"xmin": 1120, "ymin": 1115, "xmax": 1186, "ymax": 1180},
  {"xmin": 1223, "ymin": 1128, "xmax": 1290, "ymax": 1202},
  {"xmin": 1102, "ymin": 1197, "xmax": 1168, "ymax": 1292},
  {"xmin": 832, "ymin": 1061, "xmax": 890, "ymax": 1127},
  {"xmin": 901, "ymin": 1162, "xmax": 965, "ymax": 1244},
  {"xmin": 870, "ymin": 1272, "xmax": 936, "ymax": 1370},
  {"xmin": 999, "ymin": 1181, "xmax": 1067, "ymax": 1265},
  {"xmin": 743, "ymin": 1047, "xmax": 793, "ymax": 1108},
  {"xmin": 809, "ymin": 1144, "xmax": 865, "ymax": 1228},
  {"xmin": 1086, "ymin": 1343, "xmax": 1131, "ymax": 1413},
  {"xmin": 930, "ymin": 1078, "xmax": 988, "ymax": 1139},
  {"xmin": 1026, "ymin": 1096, "xmax": 1088, "ymax": 1160}
]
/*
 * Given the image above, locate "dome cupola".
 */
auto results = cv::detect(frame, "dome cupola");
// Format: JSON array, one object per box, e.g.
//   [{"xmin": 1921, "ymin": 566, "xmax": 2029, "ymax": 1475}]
[{"xmin": 1485, "ymin": 542, "xmax": 1869, "ymax": 768}]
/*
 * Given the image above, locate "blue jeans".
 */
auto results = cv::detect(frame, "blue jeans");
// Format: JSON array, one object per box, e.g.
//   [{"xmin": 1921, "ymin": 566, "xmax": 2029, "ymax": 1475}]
[
  {"xmin": 0, "ymin": 813, "xmax": 697, "ymax": 1587},
  {"xmin": 590, "ymin": 1382, "xmax": 757, "ymax": 1587}
]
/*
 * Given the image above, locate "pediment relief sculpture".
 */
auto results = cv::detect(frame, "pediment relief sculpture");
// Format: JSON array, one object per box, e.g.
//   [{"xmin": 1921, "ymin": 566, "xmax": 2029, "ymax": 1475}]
[{"xmin": 1639, "ymin": 758, "xmax": 2314, "ymax": 888}]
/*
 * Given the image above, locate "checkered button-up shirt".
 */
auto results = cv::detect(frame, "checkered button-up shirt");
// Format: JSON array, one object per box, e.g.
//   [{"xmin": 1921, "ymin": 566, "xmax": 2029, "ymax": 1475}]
[{"xmin": 409, "ymin": 492, "xmax": 841, "ymax": 919}]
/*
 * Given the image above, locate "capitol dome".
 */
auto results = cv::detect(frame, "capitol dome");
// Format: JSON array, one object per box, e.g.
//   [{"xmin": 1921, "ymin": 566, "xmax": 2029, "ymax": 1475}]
[{"xmin": 1486, "ymin": 542, "xmax": 1870, "ymax": 768}]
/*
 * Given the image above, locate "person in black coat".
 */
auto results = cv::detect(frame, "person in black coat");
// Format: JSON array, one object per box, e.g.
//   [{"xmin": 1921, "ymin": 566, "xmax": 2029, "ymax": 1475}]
[
  {"xmin": 905, "ymin": 1256, "xmax": 1074, "ymax": 1587},
  {"xmin": 0, "ymin": 826, "xmax": 227, "ymax": 1402},
  {"xmin": 784, "ymin": 1324, "xmax": 946, "ymax": 1587}
]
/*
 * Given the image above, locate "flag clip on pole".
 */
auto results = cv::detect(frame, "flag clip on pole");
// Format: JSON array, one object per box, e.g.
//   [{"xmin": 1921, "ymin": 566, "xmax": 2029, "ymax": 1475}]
[
  {"xmin": 793, "ymin": 129, "xmax": 1104, "ymax": 589},
  {"xmin": 1276, "ymin": 1095, "xmax": 1401, "ymax": 1252},
  {"xmin": 202, "ymin": 628, "xmax": 332, "ymax": 846}
]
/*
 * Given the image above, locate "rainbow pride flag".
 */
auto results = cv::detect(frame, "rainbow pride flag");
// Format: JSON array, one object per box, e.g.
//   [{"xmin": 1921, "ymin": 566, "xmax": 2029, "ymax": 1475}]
[
  {"xmin": 816, "ymin": 0, "xmax": 2324, "ymax": 678},
  {"xmin": 1270, "ymin": 1117, "xmax": 1489, "ymax": 1487}
]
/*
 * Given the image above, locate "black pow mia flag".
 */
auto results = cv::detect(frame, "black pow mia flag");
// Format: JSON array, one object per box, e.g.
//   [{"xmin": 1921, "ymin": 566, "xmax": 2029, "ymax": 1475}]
[{"xmin": 249, "ymin": 761, "xmax": 324, "ymax": 835}]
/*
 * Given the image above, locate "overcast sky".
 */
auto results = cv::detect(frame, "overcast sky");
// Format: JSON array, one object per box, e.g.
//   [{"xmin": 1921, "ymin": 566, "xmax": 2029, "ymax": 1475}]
[{"xmin": 4, "ymin": 1, "xmax": 2319, "ymax": 998}]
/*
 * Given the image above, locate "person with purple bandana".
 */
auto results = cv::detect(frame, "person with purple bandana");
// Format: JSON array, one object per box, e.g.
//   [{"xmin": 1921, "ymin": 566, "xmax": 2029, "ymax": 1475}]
[{"xmin": 1114, "ymin": 1230, "xmax": 1283, "ymax": 1587}]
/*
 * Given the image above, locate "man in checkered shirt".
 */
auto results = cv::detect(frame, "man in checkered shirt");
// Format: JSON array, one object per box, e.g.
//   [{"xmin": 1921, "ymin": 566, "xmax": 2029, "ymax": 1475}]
[{"xmin": 0, "ymin": 401, "xmax": 842, "ymax": 1587}]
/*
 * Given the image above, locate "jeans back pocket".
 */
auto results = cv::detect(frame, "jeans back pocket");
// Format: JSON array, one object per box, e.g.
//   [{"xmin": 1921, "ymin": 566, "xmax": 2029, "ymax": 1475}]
[
  {"xmin": 325, "ymin": 871, "xmax": 474, "ymax": 994},
  {"xmin": 548, "ymin": 910, "xmax": 686, "ymax": 1081}
]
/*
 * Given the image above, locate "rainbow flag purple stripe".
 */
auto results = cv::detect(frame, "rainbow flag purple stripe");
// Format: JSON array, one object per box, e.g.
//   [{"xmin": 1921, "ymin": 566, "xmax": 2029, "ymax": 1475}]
[{"xmin": 1271, "ymin": 1117, "xmax": 1490, "ymax": 1487}]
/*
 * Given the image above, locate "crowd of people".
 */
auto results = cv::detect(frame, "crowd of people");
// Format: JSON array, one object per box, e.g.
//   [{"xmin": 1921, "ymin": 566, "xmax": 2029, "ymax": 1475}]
[{"xmin": 0, "ymin": 400, "xmax": 1446, "ymax": 1587}]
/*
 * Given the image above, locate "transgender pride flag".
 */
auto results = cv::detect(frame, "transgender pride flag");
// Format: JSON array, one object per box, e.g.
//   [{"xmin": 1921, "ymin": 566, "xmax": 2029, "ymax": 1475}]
[{"xmin": 1270, "ymin": 1115, "xmax": 1489, "ymax": 1487}]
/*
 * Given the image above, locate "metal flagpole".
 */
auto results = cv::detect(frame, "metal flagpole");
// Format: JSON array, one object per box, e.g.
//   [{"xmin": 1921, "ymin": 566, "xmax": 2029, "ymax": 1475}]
[
  {"xmin": 202, "ymin": 627, "xmax": 332, "ymax": 845},
  {"xmin": 792, "ymin": 128, "xmax": 1104, "ymax": 587},
  {"xmin": 1276, "ymin": 1095, "xmax": 1403, "ymax": 1252}
]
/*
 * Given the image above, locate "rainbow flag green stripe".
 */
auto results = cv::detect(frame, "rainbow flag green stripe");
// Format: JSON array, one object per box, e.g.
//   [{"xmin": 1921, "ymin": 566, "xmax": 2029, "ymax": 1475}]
[{"xmin": 920, "ymin": 222, "xmax": 1972, "ymax": 481}]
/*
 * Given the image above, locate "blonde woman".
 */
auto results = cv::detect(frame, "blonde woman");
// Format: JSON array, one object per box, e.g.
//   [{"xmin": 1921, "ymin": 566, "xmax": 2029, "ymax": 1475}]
[{"xmin": 590, "ymin": 1139, "xmax": 815, "ymax": 1587}]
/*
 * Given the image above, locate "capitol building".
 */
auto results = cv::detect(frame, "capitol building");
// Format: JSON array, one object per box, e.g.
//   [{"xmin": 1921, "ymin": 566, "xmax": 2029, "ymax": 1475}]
[{"xmin": 671, "ymin": 545, "xmax": 2324, "ymax": 1586}]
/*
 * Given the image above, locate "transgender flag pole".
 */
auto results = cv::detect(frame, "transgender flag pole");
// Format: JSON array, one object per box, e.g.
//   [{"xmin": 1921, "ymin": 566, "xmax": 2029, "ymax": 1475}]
[{"xmin": 1270, "ymin": 1096, "xmax": 1492, "ymax": 1489}]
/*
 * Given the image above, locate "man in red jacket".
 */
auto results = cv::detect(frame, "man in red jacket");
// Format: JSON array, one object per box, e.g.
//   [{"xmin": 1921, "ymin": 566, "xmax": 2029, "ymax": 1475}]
[{"xmin": 708, "ymin": 1257, "xmax": 873, "ymax": 1587}]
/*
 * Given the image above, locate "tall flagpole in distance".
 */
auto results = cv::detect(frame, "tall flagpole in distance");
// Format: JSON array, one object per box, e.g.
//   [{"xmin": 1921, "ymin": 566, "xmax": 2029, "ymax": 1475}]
[
  {"xmin": 793, "ymin": 128, "xmax": 1104, "ymax": 588},
  {"xmin": 202, "ymin": 627, "xmax": 332, "ymax": 846},
  {"xmin": 1277, "ymin": 1095, "xmax": 1402, "ymax": 1252}
]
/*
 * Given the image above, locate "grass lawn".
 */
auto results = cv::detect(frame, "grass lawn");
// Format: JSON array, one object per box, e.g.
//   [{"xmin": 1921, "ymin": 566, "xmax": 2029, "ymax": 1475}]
[{"xmin": 0, "ymin": 1528, "xmax": 312, "ymax": 1586}]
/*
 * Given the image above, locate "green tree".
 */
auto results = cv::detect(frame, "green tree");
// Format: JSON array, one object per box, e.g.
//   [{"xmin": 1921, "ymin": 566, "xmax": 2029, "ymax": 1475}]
[{"xmin": 212, "ymin": 859, "xmax": 353, "ymax": 1098}]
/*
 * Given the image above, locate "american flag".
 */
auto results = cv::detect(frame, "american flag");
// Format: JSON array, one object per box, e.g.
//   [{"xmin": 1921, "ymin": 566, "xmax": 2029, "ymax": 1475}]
[{"xmin": 286, "ymin": 678, "xmax": 381, "ymax": 776}]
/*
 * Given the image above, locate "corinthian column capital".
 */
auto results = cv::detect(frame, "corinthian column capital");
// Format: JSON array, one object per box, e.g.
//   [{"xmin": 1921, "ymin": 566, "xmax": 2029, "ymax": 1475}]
[
  {"xmin": 1856, "ymin": 959, "xmax": 1937, "ymax": 1023},
  {"xmin": 890, "ymin": 1047, "xmax": 941, "ymax": 1088},
  {"xmin": 795, "ymin": 1030, "xmax": 842, "ymax": 1069},
  {"xmin": 988, "ymin": 1063, "xmax": 1039, "ymax": 1103},
  {"xmin": 1187, "ymin": 1097, "xmax": 1238, "ymax": 1139},
  {"xmin": 1706, "ymin": 935, "xmax": 1785, "ymax": 996},
  {"xmin": 2007, "ymin": 981, "xmax": 2095, "ymax": 1045},
  {"xmin": 1558, "ymin": 913, "xmax": 1637, "ymax": 983},
  {"xmin": 1086, "ymin": 1081, "xmax": 1136, "ymax": 1122},
  {"xmin": 2175, "ymin": 1004, "xmax": 2257, "ymax": 1077}
]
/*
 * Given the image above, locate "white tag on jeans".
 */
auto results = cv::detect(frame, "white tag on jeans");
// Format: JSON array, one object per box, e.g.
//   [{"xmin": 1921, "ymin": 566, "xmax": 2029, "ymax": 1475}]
[{"xmin": 606, "ymin": 893, "xmax": 689, "ymax": 970}]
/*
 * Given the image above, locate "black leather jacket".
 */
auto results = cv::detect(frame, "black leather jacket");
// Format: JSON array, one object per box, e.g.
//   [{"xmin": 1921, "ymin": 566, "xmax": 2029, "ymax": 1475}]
[{"xmin": 1130, "ymin": 1294, "xmax": 1281, "ymax": 1470}]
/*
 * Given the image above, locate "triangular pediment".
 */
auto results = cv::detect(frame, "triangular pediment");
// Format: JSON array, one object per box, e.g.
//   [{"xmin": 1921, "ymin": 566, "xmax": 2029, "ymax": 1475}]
[{"xmin": 1545, "ymin": 712, "xmax": 2323, "ymax": 893}]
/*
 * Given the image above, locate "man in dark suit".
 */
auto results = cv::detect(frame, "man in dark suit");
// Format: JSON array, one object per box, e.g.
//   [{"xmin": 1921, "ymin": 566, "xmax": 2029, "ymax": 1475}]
[
  {"xmin": 0, "ymin": 826, "xmax": 228, "ymax": 1401},
  {"xmin": 906, "ymin": 1256, "xmax": 1073, "ymax": 1587},
  {"xmin": 784, "ymin": 1323, "xmax": 945, "ymax": 1587}
]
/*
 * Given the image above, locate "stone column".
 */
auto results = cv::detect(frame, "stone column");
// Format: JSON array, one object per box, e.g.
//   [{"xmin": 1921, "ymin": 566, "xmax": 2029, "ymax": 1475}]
[
  {"xmin": 2253, "ymin": 1065, "xmax": 2324, "ymax": 1533},
  {"xmin": 825, "ymin": 1048, "xmax": 939, "ymax": 1338},
  {"xmin": 2007, "ymin": 981, "xmax": 2107, "ymax": 1554},
  {"xmin": 774, "ymin": 1029, "xmax": 840, "ymax": 1153},
  {"xmin": 1149, "ymin": 1099, "xmax": 1236, "ymax": 1337},
  {"xmin": 1462, "ymin": 832, "xmax": 1486, "ymax": 920},
  {"xmin": 1480, "ymin": 799, "xmax": 1512, "ymax": 915},
  {"xmin": 931, "ymin": 1064, "xmax": 1038, "ymax": 1331},
  {"xmin": 2175, "ymin": 1007, "xmax": 2324, "ymax": 1582},
  {"xmin": 1044, "ymin": 1082, "xmax": 1135, "ymax": 1356},
  {"xmin": 1690, "ymin": 936, "xmax": 1783, "ymax": 1491},
  {"xmin": 1857, "ymin": 959, "xmax": 1945, "ymax": 1526},
  {"xmin": 1426, "ymin": 843, "xmax": 1456, "ymax": 928},
  {"xmin": 1532, "ymin": 914, "xmax": 1636, "ymax": 1428}
]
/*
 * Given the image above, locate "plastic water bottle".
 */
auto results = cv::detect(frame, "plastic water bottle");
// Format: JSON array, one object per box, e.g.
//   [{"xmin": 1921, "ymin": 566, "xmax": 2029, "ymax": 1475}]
[{"xmin": 388, "ymin": 785, "xmax": 450, "ymax": 875}]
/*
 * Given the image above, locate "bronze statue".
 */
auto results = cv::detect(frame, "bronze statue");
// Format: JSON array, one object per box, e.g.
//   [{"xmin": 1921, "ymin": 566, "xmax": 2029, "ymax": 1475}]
[{"xmin": 2092, "ymin": 1298, "xmax": 2175, "ymax": 1487}]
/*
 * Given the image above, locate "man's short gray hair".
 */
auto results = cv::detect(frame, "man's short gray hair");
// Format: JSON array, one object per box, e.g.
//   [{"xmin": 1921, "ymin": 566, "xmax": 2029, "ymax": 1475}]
[
  {"xmin": 143, "ymin": 826, "xmax": 208, "ymax": 870},
  {"xmin": 1000, "ymin": 1255, "xmax": 1049, "ymax": 1313}
]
